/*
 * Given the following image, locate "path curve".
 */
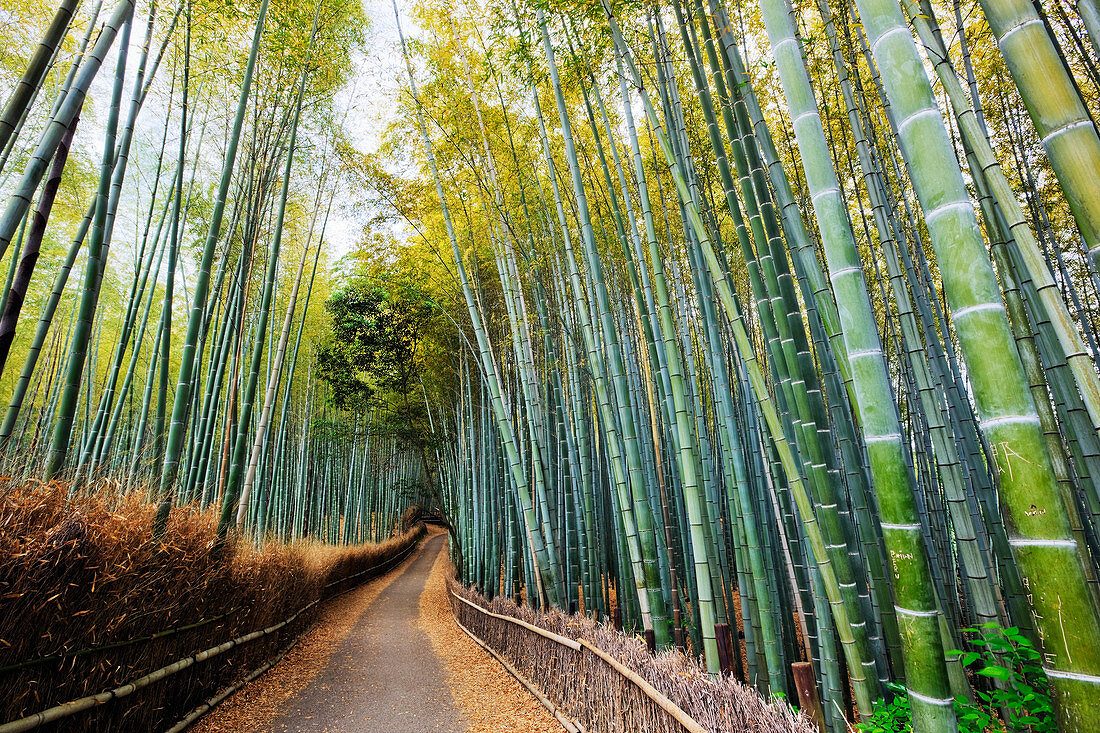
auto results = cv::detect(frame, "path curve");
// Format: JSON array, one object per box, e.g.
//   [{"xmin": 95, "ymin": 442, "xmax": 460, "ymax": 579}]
[{"xmin": 268, "ymin": 533, "xmax": 464, "ymax": 733}]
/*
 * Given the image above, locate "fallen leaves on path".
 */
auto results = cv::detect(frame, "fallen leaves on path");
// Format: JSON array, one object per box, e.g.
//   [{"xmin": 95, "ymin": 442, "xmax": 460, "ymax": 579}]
[
  {"xmin": 192, "ymin": 530, "xmax": 442, "ymax": 733},
  {"xmin": 418, "ymin": 542, "xmax": 561, "ymax": 733}
]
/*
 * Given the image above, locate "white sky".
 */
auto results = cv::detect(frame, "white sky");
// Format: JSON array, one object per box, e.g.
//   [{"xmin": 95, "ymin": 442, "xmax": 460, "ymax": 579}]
[{"xmin": 325, "ymin": 0, "xmax": 419, "ymax": 259}]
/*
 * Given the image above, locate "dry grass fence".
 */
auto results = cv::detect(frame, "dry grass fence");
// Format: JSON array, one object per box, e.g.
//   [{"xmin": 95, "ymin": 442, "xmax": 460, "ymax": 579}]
[
  {"xmin": 0, "ymin": 480, "xmax": 424, "ymax": 732},
  {"xmin": 448, "ymin": 580, "xmax": 816, "ymax": 733}
]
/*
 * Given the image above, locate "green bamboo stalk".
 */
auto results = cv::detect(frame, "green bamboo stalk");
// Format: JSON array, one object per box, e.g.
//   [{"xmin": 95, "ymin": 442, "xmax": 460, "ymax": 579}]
[
  {"xmin": 849, "ymin": 0, "xmax": 1100, "ymax": 725},
  {"xmin": 755, "ymin": 0, "xmax": 955, "ymax": 724},
  {"xmin": 607, "ymin": 7, "xmax": 876, "ymax": 711},
  {"xmin": 976, "ymin": 0, "xmax": 1100, "ymax": 277},
  {"xmin": 44, "ymin": 8, "xmax": 134, "ymax": 479},
  {"xmin": 0, "ymin": 0, "xmax": 79, "ymax": 164},
  {"xmin": 154, "ymin": 0, "xmax": 272, "ymax": 533}
]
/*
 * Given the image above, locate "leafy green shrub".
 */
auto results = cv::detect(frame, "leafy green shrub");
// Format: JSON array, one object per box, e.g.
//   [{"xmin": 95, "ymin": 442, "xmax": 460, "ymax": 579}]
[
  {"xmin": 857, "ymin": 682, "xmax": 910, "ymax": 733},
  {"xmin": 857, "ymin": 623, "xmax": 1056, "ymax": 732}
]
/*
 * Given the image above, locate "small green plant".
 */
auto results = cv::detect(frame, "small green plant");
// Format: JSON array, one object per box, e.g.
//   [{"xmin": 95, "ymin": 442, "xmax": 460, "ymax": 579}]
[
  {"xmin": 857, "ymin": 682, "xmax": 910, "ymax": 733},
  {"xmin": 857, "ymin": 623, "xmax": 1056, "ymax": 733},
  {"xmin": 952, "ymin": 623, "xmax": 1057, "ymax": 733}
]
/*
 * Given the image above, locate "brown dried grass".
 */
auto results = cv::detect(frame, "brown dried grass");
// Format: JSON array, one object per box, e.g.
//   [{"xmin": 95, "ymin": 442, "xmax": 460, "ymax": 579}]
[
  {"xmin": 0, "ymin": 479, "xmax": 423, "ymax": 732},
  {"xmin": 450, "ymin": 581, "xmax": 816, "ymax": 733}
]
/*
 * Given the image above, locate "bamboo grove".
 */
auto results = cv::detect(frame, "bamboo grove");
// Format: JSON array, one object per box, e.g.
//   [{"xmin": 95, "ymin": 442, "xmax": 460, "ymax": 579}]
[
  {"xmin": 5, "ymin": 0, "xmax": 1100, "ymax": 730},
  {"xmin": 0, "ymin": 0, "xmax": 430, "ymax": 547},
  {"xmin": 384, "ymin": 0, "xmax": 1100, "ymax": 730}
]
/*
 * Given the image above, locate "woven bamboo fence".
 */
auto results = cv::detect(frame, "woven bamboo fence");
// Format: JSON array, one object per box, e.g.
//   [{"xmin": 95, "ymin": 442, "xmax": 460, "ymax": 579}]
[
  {"xmin": 448, "ymin": 580, "xmax": 815, "ymax": 733},
  {"xmin": 0, "ymin": 483, "xmax": 427, "ymax": 733}
]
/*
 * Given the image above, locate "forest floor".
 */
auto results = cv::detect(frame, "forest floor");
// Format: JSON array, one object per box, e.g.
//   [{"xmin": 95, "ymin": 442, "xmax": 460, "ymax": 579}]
[{"xmin": 193, "ymin": 528, "xmax": 559, "ymax": 733}]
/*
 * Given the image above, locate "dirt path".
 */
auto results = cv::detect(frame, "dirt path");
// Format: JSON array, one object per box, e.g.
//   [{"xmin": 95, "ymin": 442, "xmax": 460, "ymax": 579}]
[
  {"xmin": 194, "ymin": 530, "xmax": 559, "ymax": 733},
  {"xmin": 417, "ymin": 542, "xmax": 561, "ymax": 733},
  {"xmin": 266, "ymin": 533, "xmax": 463, "ymax": 733}
]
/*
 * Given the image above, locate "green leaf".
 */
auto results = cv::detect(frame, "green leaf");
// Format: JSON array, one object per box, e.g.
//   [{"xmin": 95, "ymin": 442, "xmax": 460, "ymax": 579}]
[{"xmin": 978, "ymin": 665, "xmax": 1011, "ymax": 681}]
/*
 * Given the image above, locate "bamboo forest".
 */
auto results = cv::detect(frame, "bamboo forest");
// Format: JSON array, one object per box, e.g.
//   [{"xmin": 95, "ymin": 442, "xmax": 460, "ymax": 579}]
[{"xmin": 1, "ymin": 0, "xmax": 1100, "ymax": 730}]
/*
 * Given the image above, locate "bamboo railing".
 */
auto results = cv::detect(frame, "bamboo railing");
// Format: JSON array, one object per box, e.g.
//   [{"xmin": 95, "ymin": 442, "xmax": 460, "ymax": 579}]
[
  {"xmin": 0, "ymin": 531, "xmax": 424, "ymax": 733},
  {"xmin": 450, "ymin": 588, "xmax": 708, "ymax": 733}
]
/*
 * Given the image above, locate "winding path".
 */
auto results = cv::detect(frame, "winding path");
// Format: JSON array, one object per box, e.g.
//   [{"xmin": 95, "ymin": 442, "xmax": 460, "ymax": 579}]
[{"xmin": 268, "ymin": 534, "xmax": 464, "ymax": 733}]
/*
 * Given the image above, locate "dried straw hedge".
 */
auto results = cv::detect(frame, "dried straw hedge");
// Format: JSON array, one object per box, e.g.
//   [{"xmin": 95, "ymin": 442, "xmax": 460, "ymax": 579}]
[
  {"xmin": 0, "ymin": 480, "xmax": 424, "ymax": 732},
  {"xmin": 449, "ymin": 580, "xmax": 815, "ymax": 733}
]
